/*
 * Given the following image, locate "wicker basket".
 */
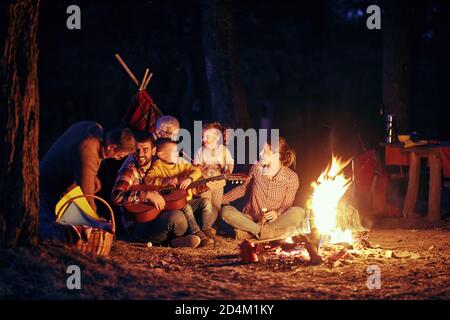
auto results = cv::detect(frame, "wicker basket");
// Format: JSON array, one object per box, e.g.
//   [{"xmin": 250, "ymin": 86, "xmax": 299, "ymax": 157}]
[{"xmin": 57, "ymin": 195, "xmax": 116, "ymax": 256}]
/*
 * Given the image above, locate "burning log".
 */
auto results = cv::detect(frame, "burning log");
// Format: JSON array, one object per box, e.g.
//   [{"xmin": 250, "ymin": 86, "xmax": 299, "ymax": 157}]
[
  {"xmin": 325, "ymin": 248, "xmax": 348, "ymax": 267},
  {"xmin": 294, "ymin": 234, "xmax": 323, "ymax": 265},
  {"xmin": 308, "ymin": 155, "xmax": 369, "ymax": 254},
  {"xmin": 246, "ymin": 233, "xmax": 324, "ymax": 265}
]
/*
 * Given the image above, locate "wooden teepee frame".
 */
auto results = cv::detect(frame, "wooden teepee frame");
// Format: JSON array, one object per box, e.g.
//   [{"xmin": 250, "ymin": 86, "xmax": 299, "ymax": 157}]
[{"xmin": 114, "ymin": 53, "xmax": 162, "ymax": 114}]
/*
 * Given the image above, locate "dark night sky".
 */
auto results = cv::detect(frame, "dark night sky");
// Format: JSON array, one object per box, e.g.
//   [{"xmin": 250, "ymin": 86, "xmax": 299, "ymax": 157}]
[{"xmin": 35, "ymin": 0, "xmax": 450, "ymax": 203}]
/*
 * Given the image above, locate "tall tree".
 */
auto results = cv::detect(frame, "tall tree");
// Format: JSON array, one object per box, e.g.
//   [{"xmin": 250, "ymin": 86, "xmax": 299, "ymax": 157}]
[
  {"xmin": 201, "ymin": 0, "xmax": 250, "ymax": 128},
  {"xmin": 382, "ymin": 0, "xmax": 414, "ymax": 133},
  {"xmin": 0, "ymin": 0, "xmax": 40, "ymax": 247}
]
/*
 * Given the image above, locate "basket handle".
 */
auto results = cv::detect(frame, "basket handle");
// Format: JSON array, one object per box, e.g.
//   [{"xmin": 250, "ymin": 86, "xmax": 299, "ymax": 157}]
[{"xmin": 56, "ymin": 194, "xmax": 116, "ymax": 233}]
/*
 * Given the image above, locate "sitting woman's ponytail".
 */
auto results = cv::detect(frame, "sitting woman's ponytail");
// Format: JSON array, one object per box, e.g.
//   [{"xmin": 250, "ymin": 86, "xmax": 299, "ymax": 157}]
[
  {"xmin": 281, "ymin": 145, "xmax": 296, "ymax": 168},
  {"xmin": 278, "ymin": 137, "xmax": 296, "ymax": 168},
  {"xmin": 267, "ymin": 135, "xmax": 296, "ymax": 169}
]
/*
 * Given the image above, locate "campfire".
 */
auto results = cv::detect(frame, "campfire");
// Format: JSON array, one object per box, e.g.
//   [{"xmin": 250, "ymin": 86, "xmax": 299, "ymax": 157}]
[
  {"xmin": 310, "ymin": 155, "xmax": 353, "ymax": 246},
  {"xmin": 240, "ymin": 155, "xmax": 371, "ymax": 266}
]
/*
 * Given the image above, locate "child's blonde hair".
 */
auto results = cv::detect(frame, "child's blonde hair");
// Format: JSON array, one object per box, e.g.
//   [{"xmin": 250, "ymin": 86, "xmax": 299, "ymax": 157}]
[{"xmin": 155, "ymin": 115, "xmax": 180, "ymax": 139}]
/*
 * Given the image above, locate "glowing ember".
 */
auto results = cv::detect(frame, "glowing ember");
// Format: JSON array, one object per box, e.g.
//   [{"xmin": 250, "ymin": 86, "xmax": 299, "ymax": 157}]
[
  {"xmin": 328, "ymin": 229, "xmax": 353, "ymax": 244},
  {"xmin": 284, "ymin": 237, "xmax": 294, "ymax": 244},
  {"xmin": 310, "ymin": 155, "xmax": 353, "ymax": 244}
]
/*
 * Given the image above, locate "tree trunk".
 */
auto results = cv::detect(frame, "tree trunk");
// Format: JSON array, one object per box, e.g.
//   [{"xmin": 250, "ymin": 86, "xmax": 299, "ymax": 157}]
[
  {"xmin": 382, "ymin": 0, "xmax": 414, "ymax": 134},
  {"xmin": 200, "ymin": 0, "xmax": 250, "ymax": 128},
  {"xmin": 0, "ymin": 0, "xmax": 40, "ymax": 247}
]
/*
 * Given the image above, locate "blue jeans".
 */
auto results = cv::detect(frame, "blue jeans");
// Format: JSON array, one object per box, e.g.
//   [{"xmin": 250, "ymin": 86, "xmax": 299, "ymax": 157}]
[
  {"xmin": 181, "ymin": 198, "xmax": 216, "ymax": 234},
  {"xmin": 220, "ymin": 205, "xmax": 307, "ymax": 239},
  {"xmin": 39, "ymin": 193, "xmax": 66, "ymax": 240},
  {"xmin": 133, "ymin": 210, "xmax": 188, "ymax": 243}
]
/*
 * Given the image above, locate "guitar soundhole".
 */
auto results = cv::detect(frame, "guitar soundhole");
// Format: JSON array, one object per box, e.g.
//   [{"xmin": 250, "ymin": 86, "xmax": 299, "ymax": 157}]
[{"xmin": 160, "ymin": 189, "xmax": 172, "ymax": 195}]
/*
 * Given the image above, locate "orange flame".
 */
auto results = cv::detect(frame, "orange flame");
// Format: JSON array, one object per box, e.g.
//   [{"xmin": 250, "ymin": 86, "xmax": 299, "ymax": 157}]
[{"xmin": 310, "ymin": 155, "xmax": 353, "ymax": 244}]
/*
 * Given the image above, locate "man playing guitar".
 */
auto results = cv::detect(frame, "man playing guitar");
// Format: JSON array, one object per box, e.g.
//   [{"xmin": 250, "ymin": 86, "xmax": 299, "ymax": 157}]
[
  {"xmin": 144, "ymin": 138, "xmax": 215, "ymax": 247},
  {"xmin": 111, "ymin": 131, "xmax": 202, "ymax": 248}
]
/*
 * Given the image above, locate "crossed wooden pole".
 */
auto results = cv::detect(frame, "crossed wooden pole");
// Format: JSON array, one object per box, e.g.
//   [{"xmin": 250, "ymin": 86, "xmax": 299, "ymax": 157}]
[
  {"xmin": 115, "ymin": 53, "xmax": 153, "ymax": 90},
  {"xmin": 114, "ymin": 53, "xmax": 193, "ymax": 163}
]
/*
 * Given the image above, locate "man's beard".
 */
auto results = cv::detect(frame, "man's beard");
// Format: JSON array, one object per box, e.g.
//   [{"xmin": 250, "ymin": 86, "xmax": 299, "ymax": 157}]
[{"xmin": 136, "ymin": 156, "xmax": 151, "ymax": 167}]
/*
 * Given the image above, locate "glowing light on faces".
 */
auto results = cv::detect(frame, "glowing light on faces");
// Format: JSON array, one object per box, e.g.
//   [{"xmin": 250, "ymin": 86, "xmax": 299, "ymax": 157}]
[
  {"xmin": 203, "ymin": 128, "xmax": 222, "ymax": 149},
  {"xmin": 134, "ymin": 141, "xmax": 153, "ymax": 166}
]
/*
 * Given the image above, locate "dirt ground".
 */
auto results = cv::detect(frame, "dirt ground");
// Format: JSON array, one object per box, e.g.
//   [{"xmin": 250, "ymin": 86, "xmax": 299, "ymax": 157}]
[{"xmin": 0, "ymin": 227, "xmax": 449, "ymax": 300}]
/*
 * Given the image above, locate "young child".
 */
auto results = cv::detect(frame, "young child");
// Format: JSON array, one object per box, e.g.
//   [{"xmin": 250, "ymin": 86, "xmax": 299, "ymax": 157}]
[
  {"xmin": 154, "ymin": 115, "xmax": 180, "ymax": 140},
  {"xmin": 120, "ymin": 115, "xmax": 182, "ymax": 170},
  {"xmin": 194, "ymin": 123, "xmax": 234, "ymax": 220},
  {"xmin": 145, "ymin": 138, "xmax": 215, "ymax": 247}
]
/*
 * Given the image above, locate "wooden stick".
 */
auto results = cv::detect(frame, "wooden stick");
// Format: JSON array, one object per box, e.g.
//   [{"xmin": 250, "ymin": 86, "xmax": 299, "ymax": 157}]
[
  {"xmin": 252, "ymin": 236, "xmax": 289, "ymax": 244},
  {"xmin": 143, "ymin": 73, "xmax": 153, "ymax": 90},
  {"xmin": 139, "ymin": 68, "xmax": 150, "ymax": 91},
  {"xmin": 115, "ymin": 54, "xmax": 140, "ymax": 87}
]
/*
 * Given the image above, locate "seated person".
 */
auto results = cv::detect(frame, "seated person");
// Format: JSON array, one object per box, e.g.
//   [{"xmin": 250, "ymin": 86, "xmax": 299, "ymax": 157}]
[
  {"xmin": 111, "ymin": 131, "xmax": 201, "ymax": 248},
  {"xmin": 39, "ymin": 121, "xmax": 135, "ymax": 240},
  {"xmin": 121, "ymin": 114, "xmax": 182, "ymax": 169},
  {"xmin": 220, "ymin": 136, "xmax": 309, "ymax": 241},
  {"xmin": 145, "ymin": 138, "xmax": 216, "ymax": 247},
  {"xmin": 194, "ymin": 122, "xmax": 234, "ymax": 218}
]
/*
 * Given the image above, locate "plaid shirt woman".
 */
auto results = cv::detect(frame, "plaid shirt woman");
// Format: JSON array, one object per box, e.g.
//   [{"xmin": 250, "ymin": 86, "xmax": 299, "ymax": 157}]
[
  {"xmin": 223, "ymin": 162, "xmax": 299, "ymax": 222},
  {"xmin": 221, "ymin": 137, "xmax": 307, "ymax": 240}
]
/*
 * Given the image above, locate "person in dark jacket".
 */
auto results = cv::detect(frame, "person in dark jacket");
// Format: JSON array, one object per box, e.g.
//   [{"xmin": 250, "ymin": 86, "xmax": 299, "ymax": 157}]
[{"xmin": 39, "ymin": 121, "xmax": 135, "ymax": 240}]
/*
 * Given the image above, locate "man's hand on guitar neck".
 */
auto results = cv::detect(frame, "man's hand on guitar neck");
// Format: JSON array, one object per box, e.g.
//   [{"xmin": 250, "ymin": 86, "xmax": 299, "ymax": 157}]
[{"xmin": 147, "ymin": 191, "xmax": 166, "ymax": 210}]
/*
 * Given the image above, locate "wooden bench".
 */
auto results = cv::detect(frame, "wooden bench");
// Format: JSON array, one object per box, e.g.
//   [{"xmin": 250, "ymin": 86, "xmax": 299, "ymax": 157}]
[{"xmin": 398, "ymin": 147, "xmax": 442, "ymax": 221}]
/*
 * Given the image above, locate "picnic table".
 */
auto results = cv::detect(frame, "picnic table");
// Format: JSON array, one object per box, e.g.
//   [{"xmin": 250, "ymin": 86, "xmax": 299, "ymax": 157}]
[{"xmin": 384, "ymin": 142, "xmax": 450, "ymax": 221}]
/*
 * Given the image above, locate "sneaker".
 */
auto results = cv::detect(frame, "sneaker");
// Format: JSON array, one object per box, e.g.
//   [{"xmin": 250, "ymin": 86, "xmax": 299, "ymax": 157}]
[
  {"xmin": 195, "ymin": 230, "xmax": 214, "ymax": 247},
  {"xmin": 234, "ymin": 229, "xmax": 254, "ymax": 240},
  {"xmin": 202, "ymin": 227, "xmax": 216, "ymax": 239},
  {"xmin": 170, "ymin": 235, "xmax": 201, "ymax": 248}
]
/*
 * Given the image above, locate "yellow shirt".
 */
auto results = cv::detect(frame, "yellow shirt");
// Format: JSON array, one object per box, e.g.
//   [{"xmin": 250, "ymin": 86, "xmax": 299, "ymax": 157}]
[{"xmin": 145, "ymin": 159, "xmax": 202, "ymax": 201}]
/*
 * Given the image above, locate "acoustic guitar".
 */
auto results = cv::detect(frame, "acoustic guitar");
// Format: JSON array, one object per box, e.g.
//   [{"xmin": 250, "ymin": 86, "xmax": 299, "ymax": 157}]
[{"xmin": 124, "ymin": 173, "xmax": 247, "ymax": 223}]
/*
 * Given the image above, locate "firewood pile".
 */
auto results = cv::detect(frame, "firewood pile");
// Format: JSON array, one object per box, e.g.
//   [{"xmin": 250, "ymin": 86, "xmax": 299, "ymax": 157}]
[{"xmin": 251, "ymin": 230, "xmax": 429, "ymax": 269}]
